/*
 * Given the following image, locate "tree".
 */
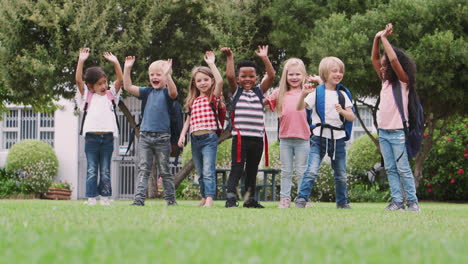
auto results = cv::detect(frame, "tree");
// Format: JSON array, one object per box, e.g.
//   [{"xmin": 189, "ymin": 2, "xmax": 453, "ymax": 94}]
[{"xmin": 302, "ymin": 0, "xmax": 468, "ymax": 186}]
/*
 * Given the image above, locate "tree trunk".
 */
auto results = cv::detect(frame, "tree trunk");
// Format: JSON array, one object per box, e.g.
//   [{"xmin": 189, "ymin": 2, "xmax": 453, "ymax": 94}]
[{"xmin": 174, "ymin": 128, "xmax": 232, "ymax": 188}]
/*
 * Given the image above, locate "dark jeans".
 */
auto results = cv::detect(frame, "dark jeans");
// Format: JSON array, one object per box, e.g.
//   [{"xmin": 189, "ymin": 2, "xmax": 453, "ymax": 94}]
[
  {"xmin": 84, "ymin": 133, "xmax": 114, "ymax": 197},
  {"xmin": 134, "ymin": 132, "xmax": 175, "ymax": 203},
  {"xmin": 227, "ymin": 136, "xmax": 263, "ymax": 200}
]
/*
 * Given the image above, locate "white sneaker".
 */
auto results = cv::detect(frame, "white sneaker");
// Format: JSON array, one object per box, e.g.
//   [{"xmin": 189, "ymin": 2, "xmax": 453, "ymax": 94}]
[
  {"xmin": 84, "ymin": 197, "xmax": 97, "ymax": 206},
  {"xmin": 100, "ymin": 196, "xmax": 111, "ymax": 206}
]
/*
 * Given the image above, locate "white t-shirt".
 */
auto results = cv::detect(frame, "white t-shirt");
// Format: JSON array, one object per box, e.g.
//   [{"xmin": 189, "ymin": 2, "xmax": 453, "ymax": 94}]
[
  {"xmin": 304, "ymin": 89, "xmax": 352, "ymax": 139},
  {"xmin": 76, "ymin": 86, "xmax": 121, "ymax": 137}
]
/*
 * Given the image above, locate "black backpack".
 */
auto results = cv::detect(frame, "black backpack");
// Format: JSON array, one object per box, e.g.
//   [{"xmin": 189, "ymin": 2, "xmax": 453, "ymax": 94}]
[
  {"xmin": 124, "ymin": 88, "xmax": 184, "ymax": 165},
  {"xmin": 392, "ymin": 81, "xmax": 424, "ymax": 159}
]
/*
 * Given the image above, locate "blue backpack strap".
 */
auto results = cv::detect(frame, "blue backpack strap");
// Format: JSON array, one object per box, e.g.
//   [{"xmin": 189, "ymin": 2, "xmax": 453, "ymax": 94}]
[
  {"xmin": 337, "ymin": 84, "xmax": 354, "ymax": 141},
  {"xmin": 314, "ymin": 84, "xmax": 326, "ymax": 126}
]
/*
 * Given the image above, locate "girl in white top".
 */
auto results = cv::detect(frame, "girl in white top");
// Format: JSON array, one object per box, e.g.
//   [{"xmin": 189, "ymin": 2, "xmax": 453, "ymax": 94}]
[{"xmin": 75, "ymin": 48, "xmax": 123, "ymax": 206}]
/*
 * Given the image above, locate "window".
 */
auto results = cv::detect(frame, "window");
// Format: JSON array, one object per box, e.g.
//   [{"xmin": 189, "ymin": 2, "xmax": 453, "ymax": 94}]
[{"xmin": 1, "ymin": 109, "xmax": 54, "ymax": 149}]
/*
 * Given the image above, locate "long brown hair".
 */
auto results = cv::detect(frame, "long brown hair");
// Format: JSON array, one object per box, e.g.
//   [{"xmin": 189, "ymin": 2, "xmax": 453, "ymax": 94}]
[
  {"xmin": 184, "ymin": 66, "xmax": 215, "ymax": 109},
  {"xmin": 276, "ymin": 58, "xmax": 307, "ymax": 116}
]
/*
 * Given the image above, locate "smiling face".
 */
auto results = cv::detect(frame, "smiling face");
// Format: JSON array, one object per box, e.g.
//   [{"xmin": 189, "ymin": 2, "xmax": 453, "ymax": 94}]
[
  {"xmin": 237, "ymin": 66, "xmax": 258, "ymax": 90},
  {"xmin": 194, "ymin": 72, "xmax": 214, "ymax": 95},
  {"xmin": 148, "ymin": 69, "xmax": 166, "ymax": 89},
  {"xmin": 325, "ymin": 63, "xmax": 344, "ymax": 86},
  {"xmin": 88, "ymin": 76, "xmax": 108, "ymax": 95},
  {"xmin": 286, "ymin": 65, "xmax": 304, "ymax": 89}
]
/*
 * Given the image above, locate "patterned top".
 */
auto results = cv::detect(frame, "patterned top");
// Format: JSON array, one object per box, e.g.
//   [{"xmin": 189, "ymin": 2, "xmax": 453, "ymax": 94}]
[
  {"xmin": 232, "ymin": 88, "xmax": 264, "ymax": 138},
  {"xmin": 190, "ymin": 96, "xmax": 217, "ymax": 133}
]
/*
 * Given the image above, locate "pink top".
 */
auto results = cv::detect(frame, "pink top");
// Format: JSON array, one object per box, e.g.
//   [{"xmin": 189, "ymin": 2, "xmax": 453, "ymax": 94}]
[
  {"xmin": 266, "ymin": 89, "xmax": 311, "ymax": 140},
  {"xmin": 377, "ymin": 80, "xmax": 409, "ymax": 130}
]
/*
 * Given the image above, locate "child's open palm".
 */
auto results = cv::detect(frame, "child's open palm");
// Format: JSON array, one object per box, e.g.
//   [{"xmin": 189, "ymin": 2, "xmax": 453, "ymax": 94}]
[
  {"xmin": 255, "ymin": 45, "xmax": 269, "ymax": 58},
  {"xmin": 124, "ymin": 56, "xmax": 136, "ymax": 68},
  {"xmin": 103, "ymin": 52, "xmax": 118, "ymax": 64},
  {"xmin": 303, "ymin": 82, "xmax": 316, "ymax": 94},
  {"xmin": 163, "ymin": 59, "xmax": 173, "ymax": 76},
  {"xmin": 79, "ymin": 48, "xmax": 90, "ymax": 62},
  {"xmin": 204, "ymin": 51, "xmax": 215, "ymax": 64}
]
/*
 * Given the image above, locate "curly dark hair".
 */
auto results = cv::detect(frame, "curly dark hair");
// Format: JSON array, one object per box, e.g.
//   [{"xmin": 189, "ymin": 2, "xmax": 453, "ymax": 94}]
[
  {"xmin": 383, "ymin": 46, "xmax": 417, "ymax": 91},
  {"xmin": 236, "ymin": 60, "xmax": 258, "ymax": 75},
  {"xmin": 84, "ymin": 66, "xmax": 107, "ymax": 85}
]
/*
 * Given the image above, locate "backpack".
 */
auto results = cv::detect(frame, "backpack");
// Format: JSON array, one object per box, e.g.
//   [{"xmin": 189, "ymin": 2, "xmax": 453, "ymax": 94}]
[
  {"xmin": 209, "ymin": 95, "xmax": 227, "ymax": 137},
  {"xmin": 229, "ymin": 85, "xmax": 269, "ymax": 166},
  {"xmin": 392, "ymin": 81, "xmax": 424, "ymax": 159},
  {"xmin": 311, "ymin": 84, "xmax": 354, "ymax": 141},
  {"xmin": 79, "ymin": 89, "xmax": 120, "ymax": 136},
  {"xmin": 124, "ymin": 88, "xmax": 184, "ymax": 165}
]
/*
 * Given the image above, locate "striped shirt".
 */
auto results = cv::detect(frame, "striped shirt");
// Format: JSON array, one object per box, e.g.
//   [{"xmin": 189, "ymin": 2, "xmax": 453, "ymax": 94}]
[
  {"xmin": 232, "ymin": 88, "xmax": 265, "ymax": 138},
  {"xmin": 190, "ymin": 96, "xmax": 218, "ymax": 133}
]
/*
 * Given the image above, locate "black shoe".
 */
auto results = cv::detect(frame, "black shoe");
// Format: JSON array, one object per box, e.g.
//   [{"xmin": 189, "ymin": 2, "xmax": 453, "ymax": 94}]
[
  {"xmin": 337, "ymin": 203, "xmax": 352, "ymax": 209},
  {"xmin": 225, "ymin": 197, "xmax": 238, "ymax": 208},
  {"xmin": 131, "ymin": 201, "xmax": 144, "ymax": 206},
  {"xmin": 243, "ymin": 199, "xmax": 264, "ymax": 208},
  {"xmin": 167, "ymin": 200, "xmax": 178, "ymax": 206}
]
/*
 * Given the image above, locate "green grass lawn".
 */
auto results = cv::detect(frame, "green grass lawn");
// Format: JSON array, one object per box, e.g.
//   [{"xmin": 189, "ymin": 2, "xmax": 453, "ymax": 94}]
[{"xmin": 0, "ymin": 200, "xmax": 467, "ymax": 264}]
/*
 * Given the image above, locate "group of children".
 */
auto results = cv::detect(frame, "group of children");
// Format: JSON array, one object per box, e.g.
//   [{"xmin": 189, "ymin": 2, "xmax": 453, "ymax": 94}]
[{"xmin": 76, "ymin": 23, "xmax": 420, "ymax": 212}]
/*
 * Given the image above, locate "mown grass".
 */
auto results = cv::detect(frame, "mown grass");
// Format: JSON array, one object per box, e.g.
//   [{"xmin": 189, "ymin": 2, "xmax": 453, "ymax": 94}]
[{"xmin": 0, "ymin": 200, "xmax": 467, "ymax": 264}]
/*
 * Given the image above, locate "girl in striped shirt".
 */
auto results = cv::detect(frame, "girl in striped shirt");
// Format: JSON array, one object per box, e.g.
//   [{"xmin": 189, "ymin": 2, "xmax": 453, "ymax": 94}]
[{"xmin": 178, "ymin": 51, "xmax": 223, "ymax": 207}]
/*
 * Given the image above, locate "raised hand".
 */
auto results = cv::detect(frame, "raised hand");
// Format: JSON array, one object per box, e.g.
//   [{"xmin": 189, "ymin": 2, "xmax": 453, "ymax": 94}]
[
  {"xmin": 204, "ymin": 51, "xmax": 215, "ymax": 65},
  {"xmin": 383, "ymin": 23, "xmax": 393, "ymax": 37},
  {"xmin": 79, "ymin": 48, "xmax": 90, "ymax": 62},
  {"xmin": 306, "ymin": 74, "xmax": 322, "ymax": 84},
  {"xmin": 303, "ymin": 82, "xmax": 316, "ymax": 95},
  {"xmin": 103, "ymin": 52, "xmax": 118, "ymax": 64},
  {"xmin": 255, "ymin": 45, "xmax": 269, "ymax": 58},
  {"xmin": 221, "ymin": 47, "xmax": 233, "ymax": 57},
  {"xmin": 163, "ymin": 59, "xmax": 173, "ymax": 76},
  {"xmin": 124, "ymin": 56, "xmax": 136, "ymax": 68}
]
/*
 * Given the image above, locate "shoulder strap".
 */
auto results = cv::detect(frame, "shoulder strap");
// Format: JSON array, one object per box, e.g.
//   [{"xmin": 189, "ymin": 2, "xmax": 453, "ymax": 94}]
[
  {"xmin": 315, "ymin": 84, "xmax": 326, "ymax": 124},
  {"xmin": 391, "ymin": 81, "xmax": 408, "ymax": 132},
  {"xmin": 79, "ymin": 90, "xmax": 94, "ymax": 135}
]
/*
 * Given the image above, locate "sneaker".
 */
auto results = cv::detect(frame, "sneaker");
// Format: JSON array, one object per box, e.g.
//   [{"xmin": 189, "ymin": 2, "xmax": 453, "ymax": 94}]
[
  {"xmin": 84, "ymin": 197, "xmax": 96, "ymax": 206},
  {"xmin": 406, "ymin": 201, "xmax": 420, "ymax": 212},
  {"xmin": 243, "ymin": 199, "xmax": 264, "ymax": 208},
  {"xmin": 130, "ymin": 200, "xmax": 145, "ymax": 206},
  {"xmin": 225, "ymin": 197, "xmax": 238, "ymax": 208},
  {"xmin": 295, "ymin": 197, "xmax": 307, "ymax": 208},
  {"xmin": 337, "ymin": 203, "xmax": 352, "ymax": 209},
  {"xmin": 100, "ymin": 197, "xmax": 111, "ymax": 206},
  {"xmin": 278, "ymin": 197, "xmax": 291, "ymax": 209},
  {"xmin": 305, "ymin": 202, "xmax": 314, "ymax": 208},
  {"xmin": 167, "ymin": 200, "xmax": 178, "ymax": 206},
  {"xmin": 384, "ymin": 202, "xmax": 405, "ymax": 211}
]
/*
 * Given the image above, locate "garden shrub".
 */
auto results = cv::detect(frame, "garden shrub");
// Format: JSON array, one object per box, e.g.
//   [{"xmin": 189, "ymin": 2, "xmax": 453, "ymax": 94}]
[
  {"xmin": 5, "ymin": 140, "xmax": 58, "ymax": 195},
  {"xmin": 0, "ymin": 168, "xmax": 22, "ymax": 198},
  {"xmin": 420, "ymin": 117, "xmax": 468, "ymax": 201},
  {"xmin": 347, "ymin": 133, "xmax": 380, "ymax": 182}
]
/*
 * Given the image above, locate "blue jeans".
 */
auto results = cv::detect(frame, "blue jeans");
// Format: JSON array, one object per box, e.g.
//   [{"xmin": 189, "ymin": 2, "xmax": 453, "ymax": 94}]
[
  {"xmin": 379, "ymin": 129, "xmax": 418, "ymax": 203},
  {"xmin": 134, "ymin": 132, "xmax": 175, "ymax": 203},
  {"xmin": 84, "ymin": 133, "xmax": 114, "ymax": 197},
  {"xmin": 297, "ymin": 136, "xmax": 349, "ymax": 206},
  {"xmin": 279, "ymin": 138, "xmax": 310, "ymax": 199},
  {"xmin": 191, "ymin": 132, "xmax": 218, "ymax": 198}
]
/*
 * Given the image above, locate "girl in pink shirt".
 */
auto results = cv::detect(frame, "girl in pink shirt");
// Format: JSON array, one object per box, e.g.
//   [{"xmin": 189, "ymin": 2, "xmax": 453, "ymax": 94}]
[
  {"xmin": 265, "ymin": 58, "xmax": 314, "ymax": 208},
  {"xmin": 372, "ymin": 24, "xmax": 419, "ymax": 212},
  {"xmin": 178, "ymin": 51, "xmax": 223, "ymax": 207}
]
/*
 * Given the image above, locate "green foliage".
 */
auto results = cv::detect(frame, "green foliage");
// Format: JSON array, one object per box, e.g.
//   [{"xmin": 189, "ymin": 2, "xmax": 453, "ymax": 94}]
[
  {"xmin": 348, "ymin": 184, "xmax": 390, "ymax": 203},
  {"xmin": 265, "ymin": 140, "xmax": 280, "ymax": 169},
  {"xmin": 347, "ymin": 134, "xmax": 380, "ymax": 179},
  {"xmin": 0, "ymin": 168, "xmax": 22, "ymax": 198},
  {"xmin": 420, "ymin": 117, "xmax": 468, "ymax": 200},
  {"xmin": 50, "ymin": 181, "xmax": 71, "ymax": 190},
  {"xmin": 5, "ymin": 140, "xmax": 58, "ymax": 195}
]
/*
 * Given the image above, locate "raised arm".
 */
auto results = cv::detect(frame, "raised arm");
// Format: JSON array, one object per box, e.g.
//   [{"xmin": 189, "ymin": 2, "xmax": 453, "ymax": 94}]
[
  {"xmin": 204, "ymin": 51, "xmax": 223, "ymax": 97},
  {"xmin": 75, "ymin": 48, "xmax": 90, "ymax": 96},
  {"xmin": 221, "ymin": 47, "xmax": 237, "ymax": 93},
  {"xmin": 123, "ymin": 56, "xmax": 140, "ymax": 97},
  {"xmin": 256, "ymin": 45, "xmax": 276, "ymax": 93},
  {"xmin": 297, "ymin": 83, "xmax": 316, "ymax": 110},
  {"xmin": 163, "ymin": 59, "xmax": 178, "ymax": 99},
  {"xmin": 103, "ymin": 52, "xmax": 123, "ymax": 93},
  {"xmin": 372, "ymin": 30, "xmax": 385, "ymax": 80},
  {"xmin": 381, "ymin": 24, "xmax": 408, "ymax": 83}
]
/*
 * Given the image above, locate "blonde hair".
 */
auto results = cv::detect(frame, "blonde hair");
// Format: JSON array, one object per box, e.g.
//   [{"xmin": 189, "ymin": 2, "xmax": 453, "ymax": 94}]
[
  {"xmin": 318, "ymin": 56, "xmax": 345, "ymax": 83},
  {"xmin": 184, "ymin": 66, "xmax": 215, "ymax": 109},
  {"xmin": 276, "ymin": 58, "xmax": 307, "ymax": 116},
  {"xmin": 148, "ymin": 60, "xmax": 171, "ymax": 75}
]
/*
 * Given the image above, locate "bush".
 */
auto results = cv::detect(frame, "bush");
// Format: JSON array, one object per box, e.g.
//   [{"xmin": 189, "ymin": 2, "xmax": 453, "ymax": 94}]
[
  {"xmin": 347, "ymin": 133, "xmax": 380, "ymax": 181},
  {"xmin": 0, "ymin": 168, "xmax": 22, "ymax": 198},
  {"xmin": 348, "ymin": 184, "xmax": 390, "ymax": 203},
  {"xmin": 420, "ymin": 117, "xmax": 468, "ymax": 201},
  {"xmin": 5, "ymin": 140, "xmax": 58, "ymax": 195}
]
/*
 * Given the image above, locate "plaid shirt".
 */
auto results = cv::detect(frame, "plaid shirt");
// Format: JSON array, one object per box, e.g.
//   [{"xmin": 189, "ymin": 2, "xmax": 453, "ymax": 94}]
[{"xmin": 190, "ymin": 96, "xmax": 217, "ymax": 133}]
